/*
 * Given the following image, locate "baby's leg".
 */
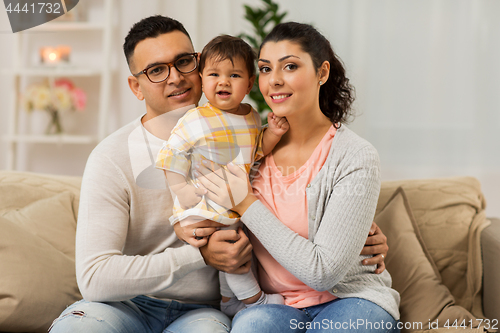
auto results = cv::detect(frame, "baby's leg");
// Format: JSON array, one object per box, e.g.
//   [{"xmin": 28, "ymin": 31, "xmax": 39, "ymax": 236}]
[
  {"xmin": 223, "ymin": 270, "xmax": 260, "ymax": 301},
  {"xmin": 219, "ymin": 222, "xmax": 284, "ymax": 316},
  {"xmin": 224, "ymin": 270, "xmax": 283, "ymax": 304},
  {"xmin": 219, "ymin": 271, "xmax": 244, "ymax": 317},
  {"xmin": 220, "ymin": 270, "xmax": 284, "ymax": 317}
]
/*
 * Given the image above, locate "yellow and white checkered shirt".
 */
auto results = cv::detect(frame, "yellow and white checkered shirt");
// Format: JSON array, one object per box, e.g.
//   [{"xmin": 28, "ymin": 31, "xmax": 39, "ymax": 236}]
[{"xmin": 156, "ymin": 103, "xmax": 264, "ymax": 225}]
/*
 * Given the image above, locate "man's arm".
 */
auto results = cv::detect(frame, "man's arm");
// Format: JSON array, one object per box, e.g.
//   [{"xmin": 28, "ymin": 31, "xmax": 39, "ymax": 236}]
[
  {"xmin": 75, "ymin": 151, "xmax": 206, "ymax": 302},
  {"xmin": 77, "ymin": 149, "xmax": 253, "ymax": 302}
]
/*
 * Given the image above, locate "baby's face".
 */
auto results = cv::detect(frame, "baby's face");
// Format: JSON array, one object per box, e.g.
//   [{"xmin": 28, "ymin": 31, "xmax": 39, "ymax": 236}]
[{"xmin": 200, "ymin": 56, "xmax": 255, "ymax": 114}]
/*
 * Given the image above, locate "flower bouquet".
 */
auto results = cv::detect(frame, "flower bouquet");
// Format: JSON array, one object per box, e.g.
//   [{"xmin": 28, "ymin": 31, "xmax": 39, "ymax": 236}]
[{"xmin": 23, "ymin": 78, "xmax": 87, "ymax": 134}]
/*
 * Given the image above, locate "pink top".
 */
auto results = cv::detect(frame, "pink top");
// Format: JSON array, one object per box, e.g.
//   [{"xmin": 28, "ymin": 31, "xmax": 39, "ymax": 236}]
[{"xmin": 250, "ymin": 125, "xmax": 337, "ymax": 308}]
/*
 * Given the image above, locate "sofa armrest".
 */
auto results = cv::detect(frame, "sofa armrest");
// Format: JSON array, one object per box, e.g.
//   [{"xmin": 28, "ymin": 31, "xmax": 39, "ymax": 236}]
[{"xmin": 482, "ymin": 217, "xmax": 500, "ymax": 322}]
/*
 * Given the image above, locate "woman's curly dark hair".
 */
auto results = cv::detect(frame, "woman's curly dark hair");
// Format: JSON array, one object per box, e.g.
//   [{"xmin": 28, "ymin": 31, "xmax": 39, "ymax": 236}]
[{"xmin": 259, "ymin": 22, "xmax": 355, "ymax": 127}]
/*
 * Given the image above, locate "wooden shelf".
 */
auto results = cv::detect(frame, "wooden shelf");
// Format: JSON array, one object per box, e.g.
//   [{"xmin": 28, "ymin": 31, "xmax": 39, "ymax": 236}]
[{"xmin": 4, "ymin": 134, "xmax": 97, "ymax": 144}]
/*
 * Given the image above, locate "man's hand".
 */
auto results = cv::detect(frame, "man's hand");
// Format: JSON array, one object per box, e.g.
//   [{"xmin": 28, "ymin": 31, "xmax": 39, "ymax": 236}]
[
  {"xmin": 360, "ymin": 221, "xmax": 388, "ymax": 274},
  {"xmin": 200, "ymin": 228, "xmax": 252, "ymax": 274},
  {"xmin": 173, "ymin": 219, "xmax": 225, "ymax": 247}
]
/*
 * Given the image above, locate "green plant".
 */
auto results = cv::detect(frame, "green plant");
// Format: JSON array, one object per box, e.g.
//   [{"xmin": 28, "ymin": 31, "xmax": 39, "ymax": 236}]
[{"xmin": 238, "ymin": 0, "xmax": 288, "ymax": 120}]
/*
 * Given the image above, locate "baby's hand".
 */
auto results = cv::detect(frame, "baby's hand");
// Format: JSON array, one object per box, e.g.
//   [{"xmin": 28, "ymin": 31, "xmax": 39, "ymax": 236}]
[
  {"xmin": 176, "ymin": 184, "xmax": 206, "ymax": 209},
  {"xmin": 267, "ymin": 112, "xmax": 289, "ymax": 137}
]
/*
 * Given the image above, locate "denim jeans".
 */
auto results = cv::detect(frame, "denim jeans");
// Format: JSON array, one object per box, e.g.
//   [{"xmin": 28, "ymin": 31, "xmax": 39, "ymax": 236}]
[
  {"xmin": 48, "ymin": 295, "xmax": 231, "ymax": 333},
  {"xmin": 231, "ymin": 297, "xmax": 399, "ymax": 332}
]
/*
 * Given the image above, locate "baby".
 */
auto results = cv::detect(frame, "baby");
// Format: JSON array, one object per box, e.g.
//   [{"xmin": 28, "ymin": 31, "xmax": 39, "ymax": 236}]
[{"xmin": 156, "ymin": 35, "xmax": 289, "ymax": 315}]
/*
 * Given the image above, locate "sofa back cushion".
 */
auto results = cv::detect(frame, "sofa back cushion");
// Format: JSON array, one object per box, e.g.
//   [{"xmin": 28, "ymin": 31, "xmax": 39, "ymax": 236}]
[
  {"xmin": 377, "ymin": 176, "xmax": 488, "ymax": 319},
  {"xmin": 376, "ymin": 187, "xmax": 477, "ymax": 332},
  {"xmin": 0, "ymin": 171, "xmax": 82, "ymax": 333}
]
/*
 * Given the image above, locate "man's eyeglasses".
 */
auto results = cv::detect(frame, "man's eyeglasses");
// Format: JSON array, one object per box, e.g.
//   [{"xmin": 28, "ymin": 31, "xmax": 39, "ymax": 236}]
[{"xmin": 132, "ymin": 53, "xmax": 198, "ymax": 83}]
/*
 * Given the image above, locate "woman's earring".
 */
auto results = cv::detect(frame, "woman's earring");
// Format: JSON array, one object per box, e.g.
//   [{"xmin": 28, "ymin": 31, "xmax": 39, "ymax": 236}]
[{"xmin": 319, "ymin": 81, "xmax": 323, "ymax": 86}]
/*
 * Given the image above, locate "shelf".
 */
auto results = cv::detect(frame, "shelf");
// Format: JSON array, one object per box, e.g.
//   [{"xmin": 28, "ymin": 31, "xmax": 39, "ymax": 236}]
[
  {"xmin": 4, "ymin": 134, "xmax": 97, "ymax": 144},
  {"xmin": 4, "ymin": 0, "xmax": 114, "ymax": 171},
  {"xmin": 27, "ymin": 21, "xmax": 104, "ymax": 32},
  {"xmin": 1, "ymin": 67, "xmax": 103, "ymax": 77}
]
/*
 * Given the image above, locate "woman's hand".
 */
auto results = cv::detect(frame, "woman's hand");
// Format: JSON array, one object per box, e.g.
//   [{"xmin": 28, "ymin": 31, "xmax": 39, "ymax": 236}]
[
  {"xmin": 173, "ymin": 219, "xmax": 226, "ymax": 247},
  {"xmin": 195, "ymin": 162, "xmax": 257, "ymax": 215},
  {"xmin": 360, "ymin": 221, "xmax": 388, "ymax": 274}
]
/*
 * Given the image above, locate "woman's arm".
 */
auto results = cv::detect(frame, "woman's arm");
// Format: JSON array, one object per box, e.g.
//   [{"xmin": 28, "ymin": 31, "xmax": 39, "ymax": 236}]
[
  {"xmin": 197, "ymin": 144, "xmax": 381, "ymax": 291},
  {"xmin": 241, "ymin": 146, "xmax": 381, "ymax": 291}
]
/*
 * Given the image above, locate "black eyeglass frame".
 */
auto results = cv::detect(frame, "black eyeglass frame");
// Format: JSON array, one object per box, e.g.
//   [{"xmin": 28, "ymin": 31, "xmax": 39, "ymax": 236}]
[{"xmin": 132, "ymin": 52, "xmax": 199, "ymax": 83}]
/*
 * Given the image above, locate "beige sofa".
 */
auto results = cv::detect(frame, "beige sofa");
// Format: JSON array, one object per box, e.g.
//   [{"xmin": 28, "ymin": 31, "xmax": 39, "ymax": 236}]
[{"xmin": 0, "ymin": 170, "xmax": 498, "ymax": 333}]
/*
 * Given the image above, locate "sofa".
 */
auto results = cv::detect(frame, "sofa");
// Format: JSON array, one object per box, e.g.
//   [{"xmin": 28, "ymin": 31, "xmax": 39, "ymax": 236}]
[{"xmin": 0, "ymin": 170, "xmax": 498, "ymax": 333}]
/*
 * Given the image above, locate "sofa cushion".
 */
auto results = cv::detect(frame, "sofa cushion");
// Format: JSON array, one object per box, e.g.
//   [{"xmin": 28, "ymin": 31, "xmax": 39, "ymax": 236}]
[
  {"xmin": 482, "ymin": 218, "xmax": 500, "ymax": 325},
  {"xmin": 0, "ymin": 171, "xmax": 81, "ymax": 217},
  {"xmin": 3, "ymin": 192, "xmax": 77, "ymax": 258},
  {"xmin": 377, "ymin": 177, "xmax": 488, "ymax": 319},
  {"xmin": 375, "ymin": 187, "xmax": 476, "ymax": 332},
  {"xmin": 0, "ymin": 190, "xmax": 81, "ymax": 332}
]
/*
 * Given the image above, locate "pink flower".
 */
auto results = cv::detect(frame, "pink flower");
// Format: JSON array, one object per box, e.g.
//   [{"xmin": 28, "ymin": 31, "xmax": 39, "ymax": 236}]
[
  {"xmin": 24, "ymin": 78, "xmax": 87, "ymax": 116},
  {"xmin": 54, "ymin": 78, "xmax": 74, "ymax": 91},
  {"xmin": 72, "ymin": 87, "xmax": 87, "ymax": 111}
]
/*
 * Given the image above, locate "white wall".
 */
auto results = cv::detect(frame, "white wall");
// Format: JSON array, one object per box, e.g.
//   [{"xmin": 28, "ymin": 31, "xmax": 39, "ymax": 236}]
[{"xmin": 1, "ymin": 0, "xmax": 499, "ymax": 216}]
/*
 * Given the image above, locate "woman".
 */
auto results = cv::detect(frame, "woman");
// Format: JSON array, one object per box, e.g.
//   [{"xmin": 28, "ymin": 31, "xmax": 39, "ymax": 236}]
[{"xmin": 193, "ymin": 22, "xmax": 400, "ymax": 332}]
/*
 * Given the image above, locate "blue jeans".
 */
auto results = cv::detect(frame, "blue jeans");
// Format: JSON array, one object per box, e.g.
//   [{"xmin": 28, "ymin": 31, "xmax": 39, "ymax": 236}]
[
  {"xmin": 231, "ymin": 298, "xmax": 399, "ymax": 332},
  {"xmin": 49, "ymin": 295, "xmax": 231, "ymax": 333}
]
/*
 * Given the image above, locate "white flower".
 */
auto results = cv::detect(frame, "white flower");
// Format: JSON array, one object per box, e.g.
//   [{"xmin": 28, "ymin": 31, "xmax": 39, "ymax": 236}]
[
  {"xmin": 30, "ymin": 85, "xmax": 51, "ymax": 111},
  {"xmin": 53, "ymin": 86, "xmax": 73, "ymax": 113}
]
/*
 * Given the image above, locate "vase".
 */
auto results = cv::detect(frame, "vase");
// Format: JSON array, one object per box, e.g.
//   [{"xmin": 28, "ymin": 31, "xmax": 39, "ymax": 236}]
[
  {"xmin": 45, "ymin": 107, "xmax": 63, "ymax": 135},
  {"xmin": 29, "ymin": 110, "xmax": 50, "ymax": 135}
]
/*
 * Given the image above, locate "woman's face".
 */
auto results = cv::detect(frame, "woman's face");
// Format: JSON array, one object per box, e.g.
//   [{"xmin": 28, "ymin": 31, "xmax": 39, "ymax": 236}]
[{"xmin": 258, "ymin": 41, "xmax": 321, "ymax": 119}]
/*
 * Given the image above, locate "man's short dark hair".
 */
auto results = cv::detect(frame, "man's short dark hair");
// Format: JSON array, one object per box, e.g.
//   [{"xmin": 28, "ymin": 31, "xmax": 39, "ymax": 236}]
[
  {"xmin": 199, "ymin": 35, "xmax": 256, "ymax": 77},
  {"xmin": 123, "ymin": 15, "xmax": 191, "ymax": 68}
]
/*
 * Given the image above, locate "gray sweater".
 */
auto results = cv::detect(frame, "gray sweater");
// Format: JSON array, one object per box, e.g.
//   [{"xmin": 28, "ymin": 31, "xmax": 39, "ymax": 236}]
[{"xmin": 242, "ymin": 125, "xmax": 400, "ymax": 320}]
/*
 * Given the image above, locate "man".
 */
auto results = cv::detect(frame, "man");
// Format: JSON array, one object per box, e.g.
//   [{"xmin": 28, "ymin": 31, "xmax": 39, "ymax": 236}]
[{"xmin": 49, "ymin": 15, "xmax": 388, "ymax": 333}]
